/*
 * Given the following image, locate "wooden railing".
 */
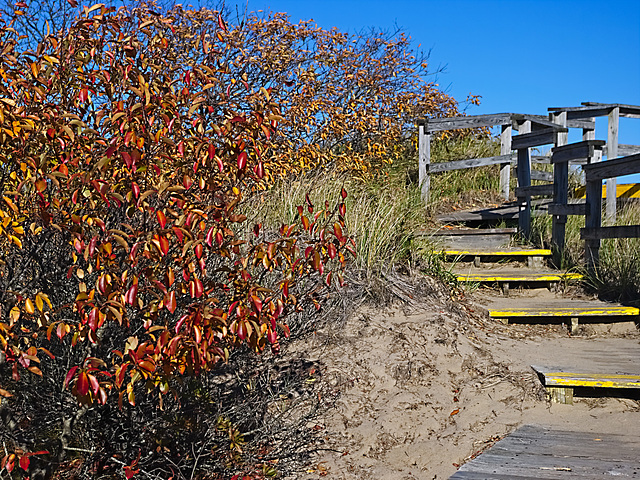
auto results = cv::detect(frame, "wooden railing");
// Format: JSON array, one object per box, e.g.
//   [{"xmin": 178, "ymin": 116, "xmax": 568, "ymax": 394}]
[{"xmin": 418, "ymin": 102, "xmax": 640, "ymax": 268}]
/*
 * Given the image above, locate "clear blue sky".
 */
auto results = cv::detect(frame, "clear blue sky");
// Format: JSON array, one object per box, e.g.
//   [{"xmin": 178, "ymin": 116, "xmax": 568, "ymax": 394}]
[{"xmin": 227, "ymin": 0, "xmax": 640, "ymax": 176}]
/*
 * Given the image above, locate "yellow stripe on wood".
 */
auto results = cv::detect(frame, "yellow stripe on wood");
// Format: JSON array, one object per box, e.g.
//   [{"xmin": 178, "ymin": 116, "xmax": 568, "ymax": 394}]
[
  {"xmin": 542, "ymin": 372, "xmax": 640, "ymax": 389},
  {"xmin": 443, "ymin": 249, "xmax": 551, "ymax": 256},
  {"xmin": 457, "ymin": 273, "xmax": 583, "ymax": 282},
  {"xmin": 489, "ymin": 306, "xmax": 639, "ymax": 318},
  {"xmin": 574, "ymin": 183, "xmax": 640, "ymax": 199}
]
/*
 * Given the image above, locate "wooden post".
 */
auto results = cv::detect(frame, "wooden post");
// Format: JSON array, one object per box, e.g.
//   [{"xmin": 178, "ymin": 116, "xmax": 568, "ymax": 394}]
[
  {"xmin": 552, "ymin": 158, "xmax": 569, "ymax": 267},
  {"xmin": 606, "ymin": 107, "xmax": 619, "ymax": 223},
  {"xmin": 418, "ymin": 122, "xmax": 431, "ymax": 207},
  {"xmin": 585, "ymin": 176, "xmax": 602, "ymax": 271},
  {"xmin": 551, "ymin": 112, "xmax": 568, "ymax": 266},
  {"xmin": 583, "ymin": 117, "xmax": 600, "ymax": 163},
  {"xmin": 517, "ymin": 120, "xmax": 532, "ymax": 238},
  {"xmin": 500, "ymin": 124, "xmax": 512, "ymax": 201}
]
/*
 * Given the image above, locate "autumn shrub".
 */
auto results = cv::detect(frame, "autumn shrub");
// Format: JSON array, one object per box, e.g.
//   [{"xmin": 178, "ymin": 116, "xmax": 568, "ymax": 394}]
[{"xmin": 0, "ymin": 4, "xmax": 352, "ymax": 479}]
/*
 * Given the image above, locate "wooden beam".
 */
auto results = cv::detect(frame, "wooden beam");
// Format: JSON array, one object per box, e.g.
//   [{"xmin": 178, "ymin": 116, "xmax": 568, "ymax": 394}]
[
  {"xmin": 567, "ymin": 118, "xmax": 596, "ymax": 129},
  {"xmin": 602, "ymin": 144, "xmax": 640, "ymax": 157},
  {"xmin": 550, "ymin": 111, "xmax": 568, "ymax": 147},
  {"xmin": 531, "ymin": 170, "xmax": 553, "ymax": 182},
  {"xmin": 515, "ymin": 114, "xmax": 570, "ymax": 131},
  {"xmin": 515, "ymin": 184, "xmax": 554, "ymax": 198},
  {"xmin": 500, "ymin": 124, "xmax": 512, "ymax": 201},
  {"xmin": 584, "ymin": 177, "xmax": 602, "ymax": 269},
  {"xmin": 581, "ymin": 225, "xmax": 640, "ymax": 240},
  {"xmin": 418, "ymin": 124, "xmax": 430, "ymax": 206},
  {"xmin": 584, "ymin": 153, "xmax": 640, "ymax": 181},
  {"xmin": 582, "ymin": 102, "xmax": 640, "ymax": 117},
  {"xmin": 548, "ymin": 203, "xmax": 587, "ymax": 216},
  {"xmin": 421, "ymin": 113, "xmax": 513, "ymax": 132},
  {"xmin": 427, "ymin": 154, "xmax": 513, "ymax": 173},
  {"xmin": 517, "ymin": 120, "xmax": 532, "ymax": 238},
  {"xmin": 551, "ymin": 140, "xmax": 605, "ymax": 163},
  {"xmin": 606, "ymin": 107, "xmax": 619, "ymax": 223},
  {"xmin": 512, "ymin": 128, "xmax": 566, "ymax": 149}
]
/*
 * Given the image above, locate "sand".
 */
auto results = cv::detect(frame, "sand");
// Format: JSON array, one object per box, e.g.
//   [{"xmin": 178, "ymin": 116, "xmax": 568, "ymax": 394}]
[{"xmin": 293, "ymin": 286, "xmax": 640, "ymax": 479}]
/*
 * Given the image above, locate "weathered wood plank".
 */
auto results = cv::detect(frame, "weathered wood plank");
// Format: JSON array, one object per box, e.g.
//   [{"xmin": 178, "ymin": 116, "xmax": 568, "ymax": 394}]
[
  {"xmin": 490, "ymin": 306, "xmax": 639, "ymax": 318},
  {"xmin": 584, "ymin": 178, "xmax": 602, "ymax": 268},
  {"xmin": 548, "ymin": 203, "xmax": 587, "ymax": 216},
  {"xmin": 443, "ymin": 249, "xmax": 551, "ymax": 257},
  {"xmin": 429, "ymin": 228, "xmax": 517, "ymax": 236},
  {"xmin": 531, "ymin": 170, "xmax": 553, "ymax": 182},
  {"xmin": 516, "ymin": 113, "xmax": 570, "ymax": 131},
  {"xmin": 456, "ymin": 271, "xmax": 582, "ymax": 283},
  {"xmin": 532, "ymin": 365, "xmax": 640, "ymax": 388},
  {"xmin": 583, "ymin": 153, "xmax": 640, "ymax": 181},
  {"xmin": 606, "ymin": 107, "xmax": 619, "ymax": 223},
  {"xmin": 582, "ymin": 101, "xmax": 640, "ymax": 117},
  {"xmin": 422, "ymin": 113, "xmax": 513, "ymax": 132},
  {"xmin": 515, "ymin": 184, "xmax": 554, "ymax": 198},
  {"xmin": 602, "ymin": 144, "xmax": 640, "ymax": 157},
  {"xmin": 581, "ymin": 225, "xmax": 640, "ymax": 240},
  {"xmin": 551, "ymin": 140, "xmax": 606, "ymax": 163},
  {"xmin": 428, "ymin": 154, "xmax": 514, "ymax": 173},
  {"xmin": 516, "ymin": 121, "xmax": 532, "ymax": 237},
  {"xmin": 512, "ymin": 128, "xmax": 566, "ymax": 149},
  {"xmin": 500, "ymin": 124, "xmax": 512, "ymax": 200},
  {"xmin": 418, "ymin": 124, "xmax": 430, "ymax": 206},
  {"xmin": 567, "ymin": 118, "xmax": 596, "ymax": 129}
]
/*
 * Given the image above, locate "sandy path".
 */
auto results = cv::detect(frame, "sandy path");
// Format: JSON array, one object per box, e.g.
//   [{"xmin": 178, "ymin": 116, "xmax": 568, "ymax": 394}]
[{"xmin": 294, "ymin": 292, "xmax": 640, "ymax": 479}]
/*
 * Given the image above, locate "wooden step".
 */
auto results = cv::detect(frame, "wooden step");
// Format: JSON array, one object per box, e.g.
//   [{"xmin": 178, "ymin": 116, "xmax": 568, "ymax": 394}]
[
  {"xmin": 449, "ymin": 425, "xmax": 640, "ymax": 478},
  {"xmin": 532, "ymin": 365, "xmax": 640, "ymax": 404},
  {"xmin": 444, "ymin": 248, "xmax": 551, "ymax": 267},
  {"xmin": 455, "ymin": 268, "xmax": 582, "ymax": 283}
]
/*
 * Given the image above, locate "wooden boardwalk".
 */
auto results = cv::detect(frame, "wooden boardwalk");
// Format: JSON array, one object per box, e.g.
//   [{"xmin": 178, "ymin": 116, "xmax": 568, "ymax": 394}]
[{"xmin": 449, "ymin": 424, "xmax": 640, "ymax": 479}]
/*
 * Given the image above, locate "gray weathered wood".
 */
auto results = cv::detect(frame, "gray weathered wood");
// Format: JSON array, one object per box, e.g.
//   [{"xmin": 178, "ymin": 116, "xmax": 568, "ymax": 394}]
[
  {"xmin": 500, "ymin": 124, "xmax": 512, "ymax": 200},
  {"xmin": 550, "ymin": 111, "xmax": 568, "ymax": 147},
  {"xmin": 430, "ymin": 228, "xmax": 517, "ymax": 236},
  {"xmin": 427, "ymin": 154, "xmax": 513, "ymax": 173},
  {"xmin": 548, "ymin": 203, "xmax": 587, "ymax": 216},
  {"xmin": 551, "ymin": 140, "xmax": 606, "ymax": 163},
  {"xmin": 421, "ymin": 113, "xmax": 513, "ymax": 132},
  {"xmin": 584, "ymin": 153, "xmax": 640, "ymax": 181},
  {"xmin": 530, "ymin": 170, "xmax": 553, "ymax": 182},
  {"xmin": 567, "ymin": 118, "xmax": 596, "ymax": 129},
  {"xmin": 602, "ymin": 144, "xmax": 640, "ymax": 157},
  {"xmin": 511, "ymin": 128, "xmax": 566, "ymax": 149},
  {"xmin": 581, "ymin": 225, "xmax": 640, "ymax": 240},
  {"xmin": 582, "ymin": 101, "xmax": 640, "ymax": 117},
  {"xmin": 552, "ymin": 147, "xmax": 569, "ymax": 265},
  {"xmin": 515, "ymin": 184, "xmax": 554, "ymax": 198},
  {"xmin": 606, "ymin": 106, "xmax": 619, "ymax": 223},
  {"xmin": 418, "ymin": 124, "xmax": 430, "ymax": 206},
  {"xmin": 516, "ymin": 120, "xmax": 532, "ymax": 237},
  {"xmin": 515, "ymin": 113, "xmax": 571, "ymax": 131},
  {"xmin": 584, "ymin": 178, "xmax": 602, "ymax": 269}
]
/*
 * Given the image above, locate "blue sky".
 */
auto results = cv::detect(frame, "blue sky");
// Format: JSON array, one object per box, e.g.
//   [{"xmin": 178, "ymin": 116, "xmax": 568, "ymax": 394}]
[{"xmin": 227, "ymin": 0, "xmax": 640, "ymax": 177}]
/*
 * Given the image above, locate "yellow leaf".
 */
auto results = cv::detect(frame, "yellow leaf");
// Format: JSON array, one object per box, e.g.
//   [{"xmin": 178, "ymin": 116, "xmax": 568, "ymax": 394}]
[
  {"xmin": 35, "ymin": 294, "xmax": 43, "ymax": 312},
  {"xmin": 30, "ymin": 62, "xmax": 39, "ymax": 77},
  {"xmin": 25, "ymin": 298, "xmax": 35, "ymax": 314},
  {"xmin": 9, "ymin": 306, "xmax": 20, "ymax": 323},
  {"xmin": 10, "ymin": 235, "xmax": 22, "ymax": 248}
]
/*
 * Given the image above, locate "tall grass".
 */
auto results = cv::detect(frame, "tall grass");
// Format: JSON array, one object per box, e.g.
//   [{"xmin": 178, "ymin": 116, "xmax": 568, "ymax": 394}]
[{"xmin": 531, "ymin": 202, "xmax": 640, "ymax": 302}]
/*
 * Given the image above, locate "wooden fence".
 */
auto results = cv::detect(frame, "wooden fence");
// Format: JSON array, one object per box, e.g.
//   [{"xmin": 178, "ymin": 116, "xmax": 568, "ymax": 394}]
[{"xmin": 418, "ymin": 102, "xmax": 640, "ymax": 268}]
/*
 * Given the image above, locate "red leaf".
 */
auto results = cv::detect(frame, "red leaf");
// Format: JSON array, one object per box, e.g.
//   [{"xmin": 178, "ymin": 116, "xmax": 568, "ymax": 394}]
[
  {"xmin": 253, "ymin": 161, "xmax": 264, "ymax": 178},
  {"xmin": 159, "ymin": 235, "xmax": 169, "ymax": 256},
  {"xmin": 237, "ymin": 151, "xmax": 247, "ymax": 170},
  {"xmin": 341, "ymin": 187, "xmax": 347, "ymax": 199},
  {"xmin": 19, "ymin": 455, "xmax": 29, "ymax": 471},
  {"xmin": 78, "ymin": 87, "xmax": 89, "ymax": 103},
  {"xmin": 76, "ymin": 371, "xmax": 89, "ymax": 396},
  {"xmin": 237, "ymin": 320, "xmax": 247, "ymax": 340},
  {"xmin": 194, "ymin": 243, "xmax": 203, "ymax": 259},
  {"xmin": 157, "ymin": 210, "xmax": 167, "ymax": 228},
  {"xmin": 217, "ymin": 13, "xmax": 227, "ymax": 31},
  {"xmin": 64, "ymin": 366, "xmax": 79, "ymax": 388},
  {"xmin": 205, "ymin": 226, "xmax": 214, "ymax": 246},
  {"xmin": 251, "ymin": 295, "xmax": 262, "ymax": 313},
  {"xmin": 125, "ymin": 284, "xmax": 138, "ymax": 305},
  {"xmin": 165, "ymin": 291, "xmax": 177, "ymax": 313},
  {"xmin": 88, "ymin": 373, "xmax": 100, "ymax": 395},
  {"xmin": 88, "ymin": 307, "xmax": 99, "ymax": 331},
  {"xmin": 207, "ymin": 144, "xmax": 216, "ymax": 160}
]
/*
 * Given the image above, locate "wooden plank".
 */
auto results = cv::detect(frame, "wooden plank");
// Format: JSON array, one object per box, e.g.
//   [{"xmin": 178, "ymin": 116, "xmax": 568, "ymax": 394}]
[
  {"xmin": 531, "ymin": 155, "xmax": 551, "ymax": 164},
  {"xmin": 512, "ymin": 128, "xmax": 566, "ymax": 149},
  {"xmin": 551, "ymin": 140, "xmax": 605, "ymax": 163},
  {"xmin": 606, "ymin": 107, "xmax": 619, "ymax": 223},
  {"xmin": 532, "ymin": 365, "xmax": 640, "ymax": 389},
  {"xmin": 517, "ymin": 121, "xmax": 532, "ymax": 238},
  {"xmin": 515, "ymin": 184, "xmax": 554, "ymax": 198},
  {"xmin": 574, "ymin": 183, "xmax": 640, "ymax": 199},
  {"xmin": 548, "ymin": 203, "xmax": 587, "ymax": 216},
  {"xmin": 531, "ymin": 170, "xmax": 553, "ymax": 182},
  {"xmin": 549, "ymin": 104, "xmax": 617, "ymax": 119},
  {"xmin": 566, "ymin": 118, "xmax": 596, "ymax": 129},
  {"xmin": 602, "ymin": 144, "xmax": 640, "ymax": 157},
  {"xmin": 581, "ymin": 225, "xmax": 640, "ymax": 240},
  {"xmin": 443, "ymin": 249, "xmax": 551, "ymax": 257},
  {"xmin": 428, "ymin": 154, "xmax": 513, "ymax": 173},
  {"xmin": 456, "ymin": 272, "xmax": 582, "ymax": 283},
  {"xmin": 422, "ymin": 113, "xmax": 513, "ymax": 132},
  {"xmin": 418, "ymin": 124, "xmax": 430, "ymax": 206},
  {"xmin": 490, "ymin": 305, "xmax": 639, "ymax": 318},
  {"xmin": 582, "ymin": 101, "xmax": 640, "ymax": 117},
  {"xmin": 550, "ymin": 111, "xmax": 568, "ymax": 147},
  {"xmin": 500, "ymin": 124, "xmax": 512, "ymax": 200},
  {"xmin": 584, "ymin": 178, "xmax": 602, "ymax": 269},
  {"xmin": 516, "ymin": 114, "xmax": 570, "ymax": 131},
  {"xmin": 583, "ymin": 153, "xmax": 640, "ymax": 181},
  {"xmin": 430, "ymin": 228, "xmax": 517, "ymax": 236}
]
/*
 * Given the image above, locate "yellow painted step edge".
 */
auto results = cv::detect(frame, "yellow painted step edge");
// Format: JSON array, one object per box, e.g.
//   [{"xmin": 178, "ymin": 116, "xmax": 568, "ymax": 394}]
[
  {"xmin": 443, "ymin": 249, "xmax": 552, "ymax": 256},
  {"xmin": 457, "ymin": 273, "xmax": 583, "ymax": 282},
  {"xmin": 489, "ymin": 307, "xmax": 639, "ymax": 317},
  {"xmin": 543, "ymin": 373, "xmax": 640, "ymax": 389}
]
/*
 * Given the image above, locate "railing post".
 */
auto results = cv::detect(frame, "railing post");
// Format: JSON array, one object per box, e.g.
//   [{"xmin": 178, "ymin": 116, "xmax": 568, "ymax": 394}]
[
  {"xmin": 550, "ymin": 112, "xmax": 568, "ymax": 266},
  {"xmin": 517, "ymin": 120, "xmax": 532, "ymax": 238},
  {"xmin": 606, "ymin": 107, "xmax": 619, "ymax": 223},
  {"xmin": 585, "ymin": 175, "xmax": 602, "ymax": 271},
  {"xmin": 500, "ymin": 123, "xmax": 512, "ymax": 201},
  {"xmin": 418, "ymin": 122, "xmax": 431, "ymax": 207}
]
